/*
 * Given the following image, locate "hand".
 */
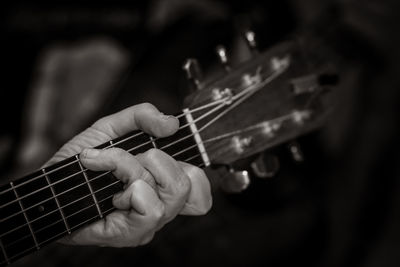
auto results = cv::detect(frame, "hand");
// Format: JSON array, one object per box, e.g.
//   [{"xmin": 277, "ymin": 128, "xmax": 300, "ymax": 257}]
[{"xmin": 46, "ymin": 103, "xmax": 212, "ymax": 247}]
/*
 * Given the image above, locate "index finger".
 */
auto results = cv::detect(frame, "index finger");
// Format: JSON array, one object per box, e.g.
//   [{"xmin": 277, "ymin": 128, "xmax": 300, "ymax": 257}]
[{"xmin": 91, "ymin": 103, "xmax": 179, "ymax": 139}]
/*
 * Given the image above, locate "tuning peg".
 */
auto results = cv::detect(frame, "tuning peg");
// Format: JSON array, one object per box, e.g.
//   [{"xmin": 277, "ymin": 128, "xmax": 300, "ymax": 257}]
[
  {"xmin": 243, "ymin": 30, "xmax": 258, "ymax": 54},
  {"xmin": 251, "ymin": 153, "xmax": 280, "ymax": 178},
  {"xmin": 182, "ymin": 58, "xmax": 203, "ymax": 91},
  {"xmin": 216, "ymin": 45, "xmax": 231, "ymax": 71},
  {"xmin": 288, "ymin": 141, "xmax": 304, "ymax": 162},
  {"xmin": 220, "ymin": 167, "xmax": 250, "ymax": 193}
]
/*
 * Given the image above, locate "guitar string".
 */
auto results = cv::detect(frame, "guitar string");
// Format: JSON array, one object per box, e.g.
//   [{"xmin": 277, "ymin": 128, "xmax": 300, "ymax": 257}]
[
  {"xmin": 1, "ymin": 65, "xmax": 262, "ymax": 211},
  {"xmin": 0, "ymin": 126, "xmax": 213, "ymax": 224},
  {"xmin": 2, "ymin": 106, "xmax": 297, "ymax": 239},
  {"xmin": 0, "ymin": 61, "xmax": 280, "ymax": 198},
  {"xmin": 3, "ymin": 158, "xmax": 206, "ymax": 249},
  {"xmin": 0, "ymin": 97, "xmax": 227, "ymax": 196},
  {"xmin": 0, "ymin": 93, "xmax": 237, "ymax": 236},
  {"xmin": 0, "ymin": 99, "xmax": 228, "ymax": 209},
  {"xmin": 0, "ymin": 64, "xmax": 286, "ymax": 227},
  {"xmin": 0, "ymin": 65, "xmax": 290, "ymax": 262},
  {"xmin": 0, "ymin": 142, "xmax": 203, "ymax": 231},
  {"xmin": 1, "ymin": 198, "xmax": 117, "ymax": 264},
  {"xmin": 0, "ymin": 105, "xmax": 293, "ymax": 237}
]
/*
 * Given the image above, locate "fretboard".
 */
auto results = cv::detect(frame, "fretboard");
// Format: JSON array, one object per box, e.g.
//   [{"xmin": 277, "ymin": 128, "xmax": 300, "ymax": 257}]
[{"xmin": 0, "ymin": 112, "xmax": 208, "ymax": 266}]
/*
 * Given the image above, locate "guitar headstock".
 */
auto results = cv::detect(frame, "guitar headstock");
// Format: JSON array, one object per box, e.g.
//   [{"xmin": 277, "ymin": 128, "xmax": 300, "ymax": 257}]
[{"xmin": 182, "ymin": 32, "xmax": 337, "ymax": 189}]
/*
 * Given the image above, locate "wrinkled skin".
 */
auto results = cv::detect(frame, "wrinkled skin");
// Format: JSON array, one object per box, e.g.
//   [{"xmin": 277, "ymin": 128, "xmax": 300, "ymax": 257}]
[{"xmin": 46, "ymin": 103, "xmax": 212, "ymax": 247}]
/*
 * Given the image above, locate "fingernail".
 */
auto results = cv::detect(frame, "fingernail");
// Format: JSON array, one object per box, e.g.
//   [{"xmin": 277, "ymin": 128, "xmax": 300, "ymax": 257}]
[
  {"xmin": 82, "ymin": 148, "xmax": 100, "ymax": 159},
  {"xmin": 160, "ymin": 113, "xmax": 175, "ymax": 121}
]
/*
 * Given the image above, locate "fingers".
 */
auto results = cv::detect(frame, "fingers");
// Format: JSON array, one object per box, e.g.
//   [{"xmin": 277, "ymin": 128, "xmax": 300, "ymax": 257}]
[
  {"xmin": 62, "ymin": 179, "xmax": 164, "ymax": 247},
  {"xmin": 91, "ymin": 103, "xmax": 179, "ymax": 139},
  {"xmin": 81, "ymin": 147, "xmax": 212, "ymax": 218},
  {"xmin": 80, "ymin": 147, "xmax": 156, "ymax": 189},
  {"xmin": 136, "ymin": 149, "xmax": 191, "ymax": 223},
  {"xmin": 178, "ymin": 162, "xmax": 212, "ymax": 216},
  {"xmin": 45, "ymin": 103, "xmax": 179, "ymax": 164}
]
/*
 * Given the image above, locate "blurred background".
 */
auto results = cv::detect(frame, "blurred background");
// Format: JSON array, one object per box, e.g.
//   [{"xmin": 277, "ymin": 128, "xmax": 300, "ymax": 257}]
[{"xmin": 1, "ymin": 0, "xmax": 399, "ymax": 266}]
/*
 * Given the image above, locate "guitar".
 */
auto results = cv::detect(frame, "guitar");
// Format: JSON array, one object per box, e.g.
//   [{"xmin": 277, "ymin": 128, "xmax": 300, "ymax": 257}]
[{"xmin": 0, "ymin": 32, "xmax": 337, "ymax": 266}]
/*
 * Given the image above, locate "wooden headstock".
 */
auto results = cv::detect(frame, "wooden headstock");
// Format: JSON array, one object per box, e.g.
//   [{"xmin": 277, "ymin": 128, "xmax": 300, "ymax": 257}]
[{"xmin": 182, "ymin": 35, "xmax": 337, "ymax": 185}]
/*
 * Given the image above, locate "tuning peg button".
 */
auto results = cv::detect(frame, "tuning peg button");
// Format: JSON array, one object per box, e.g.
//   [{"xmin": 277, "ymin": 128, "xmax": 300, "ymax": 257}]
[
  {"xmin": 216, "ymin": 45, "xmax": 231, "ymax": 71},
  {"xmin": 243, "ymin": 30, "xmax": 258, "ymax": 53},
  {"xmin": 182, "ymin": 58, "xmax": 203, "ymax": 91},
  {"xmin": 220, "ymin": 167, "xmax": 250, "ymax": 193},
  {"xmin": 251, "ymin": 153, "xmax": 280, "ymax": 178},
  {"xmin": 288, "ymin": 141, "xmax": 304, "ymax": 162}
]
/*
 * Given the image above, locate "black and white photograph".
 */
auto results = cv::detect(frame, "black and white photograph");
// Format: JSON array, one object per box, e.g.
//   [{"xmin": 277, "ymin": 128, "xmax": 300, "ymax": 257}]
[{"xmin": 0, "ymin": 1, "xmax": 399, "ymax": 266}]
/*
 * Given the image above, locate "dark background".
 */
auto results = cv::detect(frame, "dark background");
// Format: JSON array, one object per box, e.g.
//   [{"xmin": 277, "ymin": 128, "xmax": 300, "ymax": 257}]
[{"xmin": 1, "ymin": 0, "xmax": 400, "ymax": 266}]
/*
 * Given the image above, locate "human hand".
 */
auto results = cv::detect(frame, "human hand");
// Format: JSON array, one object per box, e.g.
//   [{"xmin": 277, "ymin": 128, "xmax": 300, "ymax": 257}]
[{"xmin": 46, "ymin": 103, "xmax": 212, "ymax": 247}]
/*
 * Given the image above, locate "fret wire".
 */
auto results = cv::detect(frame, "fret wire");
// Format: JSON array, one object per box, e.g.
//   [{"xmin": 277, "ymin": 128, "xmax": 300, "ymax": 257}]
[
  {"xmin": 9, "ymin": 182, "xmax": 40, "ymax": 250},
  {"xmin": 0, "ymin": 97, "xmax": 228, "ymax": 196},
  {"xmin": 0, "ymin": 67, "xmax": 287, "ymax": 261},
  {"xmin": 1, "ymin": 170, "xmax": 109, "ymax": 224},
  {"xmin": 149, "ymin": 136, "xmax": 157, "ymax": 149},
  {"xmin": 42, "ymin": 169, "xmax": 71, "ymax": 234},
  {"xmin": 4, "ymin": 63, "xmax": 283, "ymax": 198},
  {"xmin": 1, "ymin": 141, "xmax": 208, "ymax": 232},
  {"xmin": 2, "ymin": 151, "xmax": 204, "ymax": 243},
  {"xmin": 76, "ymin": 155, "xmax": 104, "ymax": 219},
  {"xmin": 1, "ymin": 128, "xmax": 211, "ymax": 225},
  {"xmin": 1, "ymin": 176, "xmax": 121, "ymax": 240},
  {"xmin": 0, "ymin": 100, "xmax": 227, "ymax": 210},
  {"xmin": 3, "ymin": 198, "xmax": 116, "ymax": 265},
  {"xmin": 5, "ymin": 193, "xmax": 114, "ymax": 248},
  {"xmin": 0, "ymin": 120, "xmax": 183, "ymax": 200},
  {"xmin": 0, "ymin": 239, "xmax": 9, "ymax": 265}
]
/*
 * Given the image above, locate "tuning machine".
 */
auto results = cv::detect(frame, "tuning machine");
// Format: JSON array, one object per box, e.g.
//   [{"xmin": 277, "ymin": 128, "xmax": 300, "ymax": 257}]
[
  {"xmin": 243, "ymin": 30, "xmax": 258, "ymax": 54},
  {"xmin": 216, "ymin": 45, "xmax": 231, "ymax": 72},
  {"xmin": 288, "ymin": 141, "xmax": 304, "ymax": 163},
  {"xmin": 251, "ymin": 153, "xmax": 280, "ymax": 178},
  {"xmin": 220, "ymin": 167, "xmax": 251, "ymax": 193},
  {"xmin": 182, "ymin": 58, "xmax": 203, "ymax": 92}
]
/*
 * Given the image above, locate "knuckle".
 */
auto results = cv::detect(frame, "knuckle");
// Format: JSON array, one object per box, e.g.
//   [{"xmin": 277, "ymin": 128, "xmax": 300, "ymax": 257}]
[
  {"xmin": 107, "ymin": 147, "xmax": 127, "ymax": 159},
  {"xmin": 138, "ymin": 170, "xmax": 156, "ymax": 189},
  {"xmin": 92, "ymin": 117, "xmax": 109, "ymax": 131},
  {"xmin": 175, "ymin": 173, "xmax": 191, "ymax": 196},
  {"xmin": 151, "ymin": 201, "xmax": 165, "ymax": 221},
  {"xmin": 187, "ymin": 165, "xmax": 207, "ymax": 180},
  {"xmin": 138, "ymin": 102, "xmax": 156, "ymax": 113},
  {"xmin": 142, "ymin": 148, "xmax": 161, "ymax": 162}
]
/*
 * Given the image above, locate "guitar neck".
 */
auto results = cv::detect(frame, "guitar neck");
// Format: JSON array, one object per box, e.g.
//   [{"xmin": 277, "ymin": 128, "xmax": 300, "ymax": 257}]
[{"xmin": 0, "ymin": 110, "xmax": 208, "ymax": 266}]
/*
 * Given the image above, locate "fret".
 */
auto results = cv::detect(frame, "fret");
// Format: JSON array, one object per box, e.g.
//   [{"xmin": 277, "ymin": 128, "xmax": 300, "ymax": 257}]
[
  {"xmin": 0, "ymin": 109, "xmax": 215, "ymax": 265},
  {"xmin": 183, "ymin": 108, "xmax": 210, "ymax": 167},
  {"xmin": 46, "ymin": 157, "xmax": 99, "ymax": 229},
  {"xmin": 0, "ymin": 236, "xmax": 10, "ymax": 265},
  {"xmin": 156, "ymin": 116, "xmax": 195, "ymax": 154},
  {"xmin": 9, "ymin": 182, "xmax": 40, "ymax": 250},
  {"xmin": 8, "ymin": 167, "xmax": 68, "ymax": 247},
  {"xmin": 149, "ymin": 136, "xmax": 157, "ymax": 148},
  {"xmin": 86, "ymin": 171, "xmax": 123, "ymax": 214},
  {"xmin": 75, "ymin": 155, "xmax": 103, "ymax": 219},
  {"xmin": 0, "ymin": 181, "xmax": 36, "ymax": 264},
  {"xmin": 42, "ymin": 169, "xmax": 71, "ymax": 234},
  {"xmin": 113, "ymin": 131, "xmax": 154, "ymax": 154}
]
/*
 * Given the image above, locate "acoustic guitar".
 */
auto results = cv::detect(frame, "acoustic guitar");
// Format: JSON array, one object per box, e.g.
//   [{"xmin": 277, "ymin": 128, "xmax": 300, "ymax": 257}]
[{"xmin": 0, "ymin": 32, "xmax": 337, "ymax": 266}]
